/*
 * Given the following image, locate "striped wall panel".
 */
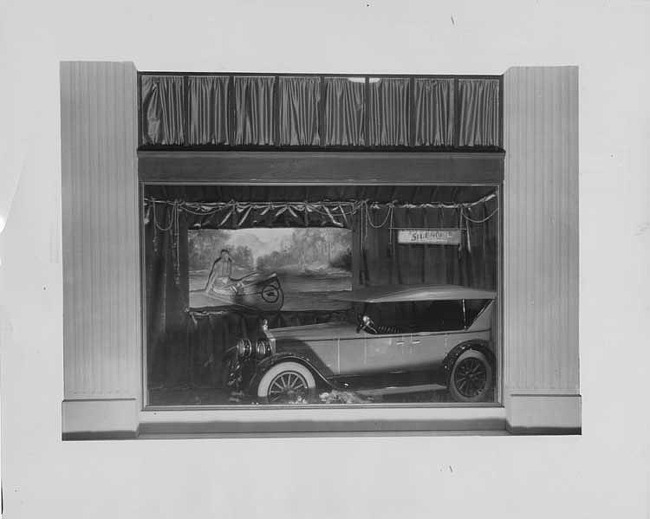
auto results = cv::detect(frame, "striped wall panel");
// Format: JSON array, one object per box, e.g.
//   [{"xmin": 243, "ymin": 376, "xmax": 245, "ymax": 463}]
[
  {"xmin": 503, "ymin": 67, "xmax": 580, "ymax": 393},
  {"xmin": 61, "ymin": 62, "xmax": 140, "ymax": 398}
]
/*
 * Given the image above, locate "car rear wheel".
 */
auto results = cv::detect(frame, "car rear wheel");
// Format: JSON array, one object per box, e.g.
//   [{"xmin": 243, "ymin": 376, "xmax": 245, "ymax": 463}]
[
  {"xmin": 257, "ymin": 362, "xmax": 316, "ymax": 404},
  {"xmin": 449, "ymin": 350, "xmax": 493, "ymax": 402}
]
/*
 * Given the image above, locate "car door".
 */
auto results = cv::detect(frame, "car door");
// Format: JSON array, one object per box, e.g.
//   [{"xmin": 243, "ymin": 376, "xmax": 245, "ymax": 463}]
[
  {"xmin": 407, "ymin": 331, "xmax": 449, "ymax": 369},
  {"xmin": 338, "ymin": 331, "xmax": 408, "ymax": 375},
  {"xmin": 363, "ymin": 331, "xmax": 410, "ymax": 372}
]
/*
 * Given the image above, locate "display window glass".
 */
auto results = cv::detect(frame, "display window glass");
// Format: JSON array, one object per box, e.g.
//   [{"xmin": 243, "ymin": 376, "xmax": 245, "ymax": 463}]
[{"xmin": 143, "ymin": 184, "xmax": 500, "ymax": 407}]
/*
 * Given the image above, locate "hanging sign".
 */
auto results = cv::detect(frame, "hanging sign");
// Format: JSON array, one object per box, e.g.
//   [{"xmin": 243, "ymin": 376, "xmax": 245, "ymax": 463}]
[{"xmin": 397, "ymin": 228, "xmax": 462, "ymax": 245}]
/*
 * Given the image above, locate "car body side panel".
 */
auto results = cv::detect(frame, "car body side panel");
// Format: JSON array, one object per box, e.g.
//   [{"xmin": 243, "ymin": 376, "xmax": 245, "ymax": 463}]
[
  {"xmin": 339, "ymin": 333, "xmax": 445, "ymax": 374},
  {"xmin": 405, "ymin": 332, "xmax": 449, "ymax": 369},
  {"xmin": 275, "ymin": 338, "xmax": 339, "ymax": 376},
  {"xmin": 341, "ymin": 334, "xmax": 405, "ymax": 374},
  {"xmin": 442, "ymin": 329, "xmax": 491, "ymax": 343},
  {"xmin": 274, "ymin": 329, "xmax": 491, "ymax": 379}
]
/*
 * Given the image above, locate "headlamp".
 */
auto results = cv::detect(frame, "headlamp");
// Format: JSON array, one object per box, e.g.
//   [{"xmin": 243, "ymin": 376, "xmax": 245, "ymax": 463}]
[
  {"xmin": 256, "ymin": 338, "xmax": 271, "ymax": 358},
  {"xmin": 236, "ymin": 338, "xmax": 253, "ymax": 358}
]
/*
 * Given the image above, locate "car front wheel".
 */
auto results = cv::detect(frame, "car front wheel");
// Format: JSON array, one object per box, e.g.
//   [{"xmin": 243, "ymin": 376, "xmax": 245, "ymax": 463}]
[
  {"xmin": 449, "ymin": 350, "xmax": 493, "ymax": 402},
  {"xmin": 257, "ymin": 362, "xmax": 316, "ymax": 404}
]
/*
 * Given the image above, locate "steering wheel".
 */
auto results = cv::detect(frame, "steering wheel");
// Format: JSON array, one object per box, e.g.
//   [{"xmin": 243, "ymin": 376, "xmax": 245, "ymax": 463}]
[{"xmin": 356, "ymin": 314, "xmax": 373, "ymax": 333}]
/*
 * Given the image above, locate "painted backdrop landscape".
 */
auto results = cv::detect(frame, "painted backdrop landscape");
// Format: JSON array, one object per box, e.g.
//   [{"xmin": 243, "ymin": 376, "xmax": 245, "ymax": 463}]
[{"xmin": 188, "ymin": 228, "xmax": 352, "ymax": 311}]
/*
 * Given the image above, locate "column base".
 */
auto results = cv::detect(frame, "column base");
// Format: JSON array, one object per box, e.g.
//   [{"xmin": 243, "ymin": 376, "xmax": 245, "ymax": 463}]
[
  {"xmin": 62, "ymin": 398, "xmax": 139, "ymax": 440},
  {"xmin": 506, "ymin": 393, "xmax": 582, "ymax": 435}
]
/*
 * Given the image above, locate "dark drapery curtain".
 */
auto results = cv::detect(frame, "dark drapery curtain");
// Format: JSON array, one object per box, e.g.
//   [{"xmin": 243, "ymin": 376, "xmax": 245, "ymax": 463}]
[
  {"xmin": 145, "ymin": 202, "xmax": 190, "ymax": 387},
  {"xmin": 368, "ymin": 78, "xmax": 410, "ymax": 146},
  {"xmin": 461, "ymin": 200, "xmax": 498, "ymax": 289},
  {"xmin": 185, "ymin": 309, "xmax": 352, "ymax": 388},
  {"xmin": 278, "ymin": 77, "xmax": 321, "ymax": 146},
  {"xmin": 141, "ymin": 75, "xmax": 185, "ymax": 145},
  {"xmin": 185, "ymin": 311, "xmax": 260, "ymax": 388},
  {"xmin": 358, "ymin": 197, "xmax": 498, "ymax": 290},
  {"xmin": 323, "ymin": 78, "xmax": 366, "ymax": 146},
  {"xmin": 233, "ymin": 76, "xmax": 275, "ymax": 145},
  {"xmin": 187, "ymin": 76, "xmax": 230, "ymax": 145},
  {"xmin": 414, "ymin": 78, "xmax": 455, "ymax": 146},
  {"xmin": 357, "ymin": 206, "xmax": 459, "ymax": 287},
  {"xmin": 458, "ymin": 78, "xmax": 501, "ymax": 147}
]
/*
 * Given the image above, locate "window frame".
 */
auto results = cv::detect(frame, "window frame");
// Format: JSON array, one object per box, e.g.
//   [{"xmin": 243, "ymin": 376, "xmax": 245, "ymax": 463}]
[{"xmin": 139, "ymin": 178, "xmax": 504, "ymax": 429}]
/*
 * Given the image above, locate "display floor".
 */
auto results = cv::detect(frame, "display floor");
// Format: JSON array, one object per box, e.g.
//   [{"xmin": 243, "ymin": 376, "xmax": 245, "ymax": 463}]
[{"xmin": 148, "ymin": 387, "xmax": 464, "ymax": 406}]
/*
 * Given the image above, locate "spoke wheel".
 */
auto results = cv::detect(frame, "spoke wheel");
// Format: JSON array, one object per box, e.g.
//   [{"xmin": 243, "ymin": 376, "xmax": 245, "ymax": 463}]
[
  {"xmin": 449, "ymin": 350, "xmax": 493, "ymax": 403},
  {"xmin": 257, "ymin": 362, "xmax": 316, "ymax": 404},
  {"xmin": 268, "ymin": 372, "xmax": 309, "ymax": 403}
]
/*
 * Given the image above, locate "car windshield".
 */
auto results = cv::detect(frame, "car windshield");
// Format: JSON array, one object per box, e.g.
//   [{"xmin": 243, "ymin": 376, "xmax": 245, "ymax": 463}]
[{"xmin": 356, "ymin": 299, "xmax": 490, "ymax": 333}]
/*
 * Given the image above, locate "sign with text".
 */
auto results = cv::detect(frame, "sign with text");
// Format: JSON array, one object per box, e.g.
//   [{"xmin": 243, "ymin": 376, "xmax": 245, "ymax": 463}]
[{"xmin": 397, "ymin": 228, "xmax": 462, "ymax": 245}]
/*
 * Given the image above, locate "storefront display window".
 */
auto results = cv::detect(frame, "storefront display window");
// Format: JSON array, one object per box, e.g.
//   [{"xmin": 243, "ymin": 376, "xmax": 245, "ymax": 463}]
[{"xmin": 143, "ymin": 184, "xmax": 500, "ymax": 407}]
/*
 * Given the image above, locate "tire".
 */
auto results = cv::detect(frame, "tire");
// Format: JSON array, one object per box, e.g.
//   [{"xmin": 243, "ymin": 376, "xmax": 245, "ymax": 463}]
[
  {"xmin": 257, "ymin": 362, "xmax": 316, "ymax": 404},
  {"xmin": 449, "ymin": 349, "xmax": 493, "ymax": 403}
]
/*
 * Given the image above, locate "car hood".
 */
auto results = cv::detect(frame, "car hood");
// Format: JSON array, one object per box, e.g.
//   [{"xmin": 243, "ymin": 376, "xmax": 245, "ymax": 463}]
[{"xmin": 268, "ymin": 321, "xmax": 359, "ymax": 342}]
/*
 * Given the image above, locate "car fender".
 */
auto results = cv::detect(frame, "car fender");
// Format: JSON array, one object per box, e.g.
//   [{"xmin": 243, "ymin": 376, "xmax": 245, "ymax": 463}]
[
  {"xmin": 247, "ymin": 352, "xmax": 334, "ymax": 393},
  {"xmin": 442, "ymin": 340, "xmax": 496, "ymax": 382}
]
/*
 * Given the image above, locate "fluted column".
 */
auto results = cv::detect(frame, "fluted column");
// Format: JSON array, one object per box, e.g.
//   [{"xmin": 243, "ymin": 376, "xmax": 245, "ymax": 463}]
[
  {"xmin": 60, "ymin": 61, "xmax": 140, "ymax": 438},
  {"xmin": 502, "ymin": 66, "xmax": 581, "ymax": 433}
]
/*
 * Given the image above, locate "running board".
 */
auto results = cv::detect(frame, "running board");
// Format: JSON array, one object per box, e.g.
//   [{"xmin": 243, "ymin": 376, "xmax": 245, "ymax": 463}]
[{"xmin": 356, "ymin": 384, "xmax": 447, "ymax": 397}]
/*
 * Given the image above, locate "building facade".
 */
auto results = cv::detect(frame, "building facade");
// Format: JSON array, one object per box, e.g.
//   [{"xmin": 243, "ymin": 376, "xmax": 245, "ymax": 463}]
[{"xmin": 60, "ymin": 62, "xmax": 579, "ymax": 438}]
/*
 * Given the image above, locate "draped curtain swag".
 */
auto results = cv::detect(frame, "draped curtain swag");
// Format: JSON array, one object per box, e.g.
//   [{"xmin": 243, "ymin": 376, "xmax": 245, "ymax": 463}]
[
  {"xmin": 147, "ymin": 199, "xmax": 357, "ymax": 231},
  {"xmin": 187, "ymin": 76, "xmax": 230, "ymax": 145},
  {"xmin": 323, "ymin": 78, "xmax": 366, "ymax": 146},
  {"xmin": 368, "ymin": 78, "xmax": 410, "ymax": 146},
  {"xmin": 234, "ymin": 76, "xmax": 275, "ymax": 145},
  {"xmin": 458, "ymin": 78, "xmax": 501, "ymax": 147},
  {"xmin": 279, "ymin": 77, "xmax": 321, "ymax": 146},
  {"xmin": 141, "ymin": 75, "xmax": 185, "ymax": 145},
  {"xmin": 144, "ymin": 184, "xmax": 496, "ymax": 206},
  {"xmin": 414, "ymin": 78, "xmax": 455, "ymax": 146}
]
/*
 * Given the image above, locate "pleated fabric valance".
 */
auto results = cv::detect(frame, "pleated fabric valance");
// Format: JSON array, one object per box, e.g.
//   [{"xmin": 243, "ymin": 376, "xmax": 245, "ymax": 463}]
[
  {"xmin": 139, "ymin": 74, "xmax": 502, "ymax": 150},
  {"xmin": 187, "ymin": 76, "xmax": 230, "ymax": 146},
  {"xmin": 279, "ymin": 76, "xmax": 321, "ymax": 146}
]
